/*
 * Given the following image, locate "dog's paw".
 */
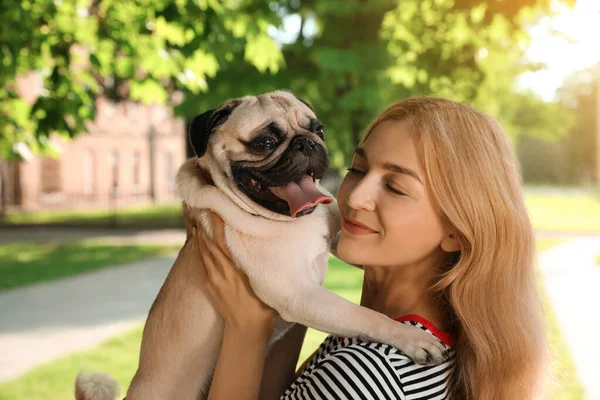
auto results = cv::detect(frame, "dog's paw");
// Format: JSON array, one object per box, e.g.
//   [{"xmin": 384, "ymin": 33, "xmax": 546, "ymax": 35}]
[{"xmin": 389, "ymin": 324, "xmax": 449, "ymax": 366}]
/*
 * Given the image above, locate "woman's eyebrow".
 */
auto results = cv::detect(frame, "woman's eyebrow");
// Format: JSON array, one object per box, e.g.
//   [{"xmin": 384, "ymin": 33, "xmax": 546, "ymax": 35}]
[
  {"xmin": 354, "ymin": 147, "xmax": 422, "ymax": 184},
  {"xmin": 381, "ymin": 162, "xmax": 422, "ymax": 184}
]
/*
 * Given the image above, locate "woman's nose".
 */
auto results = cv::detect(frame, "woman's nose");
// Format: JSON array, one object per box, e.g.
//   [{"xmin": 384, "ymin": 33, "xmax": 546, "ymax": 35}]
[{"xmin": 345, "ymin": 177, "xmax": 376, "ymax": 211}]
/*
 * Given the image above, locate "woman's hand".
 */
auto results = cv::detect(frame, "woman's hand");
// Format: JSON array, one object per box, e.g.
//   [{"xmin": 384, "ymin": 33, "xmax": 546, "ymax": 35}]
[
  {"xmin": 197, "ymin": 211, "xmax": 278, "ymax": 335},
  {"xmin": 199, "ymin": 212, "xmax": 278, "ymax": 400}
]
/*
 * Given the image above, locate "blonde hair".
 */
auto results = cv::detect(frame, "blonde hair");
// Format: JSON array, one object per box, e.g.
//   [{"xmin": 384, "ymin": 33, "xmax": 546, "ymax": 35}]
[{"xmin": 360, "ymin": 97, "xmax": 547, "ymax": 399}]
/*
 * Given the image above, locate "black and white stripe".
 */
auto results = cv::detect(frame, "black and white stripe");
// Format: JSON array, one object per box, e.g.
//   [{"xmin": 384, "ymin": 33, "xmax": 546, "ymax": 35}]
[{"xmin": 281, "ymin": 322, "xmax": 455, "ymax": 400}]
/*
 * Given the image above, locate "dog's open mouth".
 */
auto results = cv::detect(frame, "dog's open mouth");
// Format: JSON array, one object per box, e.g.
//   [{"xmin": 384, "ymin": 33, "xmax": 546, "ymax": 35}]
[
  {"xmin": 268, "ymin": 173, "xmax": 333, "ymax": 218},
  {"xmin": 238, "ymin": 170, "xmax": 333, "ymax": 218}
]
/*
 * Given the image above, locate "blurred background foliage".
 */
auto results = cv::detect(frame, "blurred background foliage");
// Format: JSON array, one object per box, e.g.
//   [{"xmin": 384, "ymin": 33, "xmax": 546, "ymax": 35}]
[
  {"xmin": 0, "ymin": 3, "xmax": 598, "ymax": 399},
  {"xmin": 1, "ymin": 0, "xmax": 594, "ymax": 184},
  {"xmin": 519, "ymin": 64, "xmax": 600, "ymax": 186}
]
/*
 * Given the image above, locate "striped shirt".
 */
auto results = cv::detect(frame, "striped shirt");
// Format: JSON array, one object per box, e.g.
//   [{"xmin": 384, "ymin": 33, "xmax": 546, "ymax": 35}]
[{"xmin": 281, "ymin": 316, "xmax": 456, "ymax": 400}]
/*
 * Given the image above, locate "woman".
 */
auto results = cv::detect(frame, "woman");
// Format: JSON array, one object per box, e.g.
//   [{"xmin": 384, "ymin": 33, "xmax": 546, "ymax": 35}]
[{"xmin": 197, "ymin": 97, "xmax": 547, "ymax": 399}]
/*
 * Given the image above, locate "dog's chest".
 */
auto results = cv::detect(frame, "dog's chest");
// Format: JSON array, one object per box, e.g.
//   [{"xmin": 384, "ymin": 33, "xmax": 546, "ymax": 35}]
[{"xmin": 226, "ymin": 213, "xmax": 331, "ymax": 283}]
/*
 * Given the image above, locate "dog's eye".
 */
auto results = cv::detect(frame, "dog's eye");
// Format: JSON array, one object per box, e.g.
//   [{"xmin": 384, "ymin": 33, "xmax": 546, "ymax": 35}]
[
  {"xmin": 316, "ymin": 126, "xmax": 325, "ymax": 140},
  {"xmin": 251, "ymin": 137, "xmax": 278, "ymax": 151}
]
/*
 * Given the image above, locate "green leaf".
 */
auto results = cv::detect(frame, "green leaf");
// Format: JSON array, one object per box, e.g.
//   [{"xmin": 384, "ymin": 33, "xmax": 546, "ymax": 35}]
[
  {"xmin": 244, "ymin": 32, "xmax": 283, "ymax": 74},
  {"xmin": 129, "ymin": 79, "xmax": 168, "ymax": 104}
]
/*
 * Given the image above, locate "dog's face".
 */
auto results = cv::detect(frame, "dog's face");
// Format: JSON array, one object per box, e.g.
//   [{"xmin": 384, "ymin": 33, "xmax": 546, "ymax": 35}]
[{"xmin": 189, "ymin": 90, "xmax": 333, "ymax": 219}]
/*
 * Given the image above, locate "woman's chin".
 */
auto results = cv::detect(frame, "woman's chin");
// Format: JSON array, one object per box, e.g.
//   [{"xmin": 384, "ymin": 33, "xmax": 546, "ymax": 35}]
[{"xmin": 336, "ymin": 239, "xmax": 368, "ymax": 266}]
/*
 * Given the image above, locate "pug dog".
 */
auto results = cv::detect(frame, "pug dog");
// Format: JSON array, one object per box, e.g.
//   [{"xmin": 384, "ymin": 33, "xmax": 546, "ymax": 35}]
[{"xmin": 75, "ymin": 90, "xmax": 447, "ymax": 400}]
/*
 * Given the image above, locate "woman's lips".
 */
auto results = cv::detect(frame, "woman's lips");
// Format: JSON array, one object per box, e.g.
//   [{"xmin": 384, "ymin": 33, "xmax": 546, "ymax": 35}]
[{"xmin": 342, "ymin": 218, "xmax": 378, "ymax": 235}]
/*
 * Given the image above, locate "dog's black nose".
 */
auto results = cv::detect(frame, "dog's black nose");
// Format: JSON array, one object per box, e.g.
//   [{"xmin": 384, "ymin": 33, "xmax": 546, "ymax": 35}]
[{"xmin": 291, "ymin": 136, "xmax": 317, "ymax": 156}]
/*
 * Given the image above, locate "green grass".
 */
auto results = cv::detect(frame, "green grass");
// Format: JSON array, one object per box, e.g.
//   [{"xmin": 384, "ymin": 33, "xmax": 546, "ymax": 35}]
[
  {"xmin": 537, "ymin": 238, "xmax": 568, "ymax": 253},
  {"xmin": 525, "ymin": 192, "xmax": 600, "ymax": 232},
  {"xmin": 0, "ymin": 327, "xmax": 144, "ymax": 400},
  {"xmin": 0, "ymin": 243, "xmax": 584, "ymax": 399},
  {"xmin": 0, "ymin": 241, "xmax": 179, "ymax": 291},
  {"xmin": 3, "ymin": 203, "xmax": 183, "ymax": 228}
]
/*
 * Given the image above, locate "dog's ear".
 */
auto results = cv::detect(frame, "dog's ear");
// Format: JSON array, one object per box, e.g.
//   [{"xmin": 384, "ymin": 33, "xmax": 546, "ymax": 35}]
[{"xmin": 189, "ymin": 100, "xmax": 241, "ymax": 157}]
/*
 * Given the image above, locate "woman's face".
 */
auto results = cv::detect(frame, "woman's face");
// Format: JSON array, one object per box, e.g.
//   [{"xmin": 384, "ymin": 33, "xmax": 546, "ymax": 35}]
[{"xmin": 336, "ymin": 120, "xmax": 449, "ymax": 267}]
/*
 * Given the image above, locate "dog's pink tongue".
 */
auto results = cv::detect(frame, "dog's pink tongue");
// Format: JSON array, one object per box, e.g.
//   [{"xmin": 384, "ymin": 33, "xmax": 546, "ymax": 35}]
[{"xmin": 269, "ymin": 175, "xmax": 334, "ymax": 218}]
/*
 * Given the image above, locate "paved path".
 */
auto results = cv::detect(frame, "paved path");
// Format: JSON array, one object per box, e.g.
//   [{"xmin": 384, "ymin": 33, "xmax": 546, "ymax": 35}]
[
  {"xmin": 538, "ymin": 236, "xmax": 600, "ymax": 400},
  {"xmin": 0, "ymin": 255, "xmax": 175, "ymax": 382}
]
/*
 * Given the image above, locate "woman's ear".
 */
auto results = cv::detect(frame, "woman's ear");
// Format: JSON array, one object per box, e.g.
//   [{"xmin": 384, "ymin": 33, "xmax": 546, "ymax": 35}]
[{"xmin": 441, "ymin": 233, "xmax": 460, "ymax": 252}]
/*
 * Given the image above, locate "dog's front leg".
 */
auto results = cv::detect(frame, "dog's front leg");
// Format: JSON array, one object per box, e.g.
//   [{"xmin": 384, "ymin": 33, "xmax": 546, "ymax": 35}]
[{"xmin": 266, "ymin": 284, "xmax": 447, "ymax": 365}]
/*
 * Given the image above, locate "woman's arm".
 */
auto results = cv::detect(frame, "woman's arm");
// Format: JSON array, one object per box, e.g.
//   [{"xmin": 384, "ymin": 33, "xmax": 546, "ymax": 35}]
[
  {"xmin": 258, "ymin": 323, "xmax": 308, "ymax": 399},
  {"xmin": 209, "ymin": 321, "xmax": 274, "ymax": 400},
  {"xmin": 197, "ymin": 213, "xmax": 278, "ymax": 400}
]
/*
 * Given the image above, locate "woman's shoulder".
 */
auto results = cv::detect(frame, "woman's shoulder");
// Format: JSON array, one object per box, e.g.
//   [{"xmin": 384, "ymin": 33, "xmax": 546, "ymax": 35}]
[
  {"xmin": 315, "ymin": 318, "xmax": 456, "ymax": 365},
  {"xmin": 319, "ymin": 331, "xmax": 456, "ymax": 376},
  {"xmin": 282, "ymin": 322, "xmax": 456, "ymax": 400}
]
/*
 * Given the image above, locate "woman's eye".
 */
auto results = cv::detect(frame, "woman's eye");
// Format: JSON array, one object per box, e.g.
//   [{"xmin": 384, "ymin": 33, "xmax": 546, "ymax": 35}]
[
  {"xmin": 386, "ymin": 184, "xmax": 406, "ymax": 196},
  {"xmin": 346, "ymin": 167, "xmax": 365, "ymax": 175}
]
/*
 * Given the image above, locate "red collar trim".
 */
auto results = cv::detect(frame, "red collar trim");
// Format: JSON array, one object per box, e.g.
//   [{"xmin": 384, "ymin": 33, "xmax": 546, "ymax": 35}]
[{"xmin": 394, "ymin": 314, "xmax": 456, "ymax": 347}]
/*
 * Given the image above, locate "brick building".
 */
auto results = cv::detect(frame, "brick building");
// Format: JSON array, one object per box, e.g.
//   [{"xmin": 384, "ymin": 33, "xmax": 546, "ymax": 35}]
[{"xmin": 0, "ymin": 73, "xmax": 187, "ymax": 212}]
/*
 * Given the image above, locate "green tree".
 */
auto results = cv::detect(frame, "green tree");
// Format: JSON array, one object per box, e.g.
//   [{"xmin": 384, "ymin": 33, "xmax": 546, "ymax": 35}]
[
  {"xmin": 515, "ymin": 64, "xmax": 598, "ymax": 186},
  {"xmin": 1, "ymin": 0, "xmax": 575, "ymax": 170},
  {"xmin": 470, "ymin": 29, "xmax": 574, "ymax": 142},
  {"xmin": 0, "ymin": 0, "xmax": 285, "ymax": 159},
  {"xmin": 557, "ymin": 64, "xmax": 598, "ymax": 185},
  {"xmin": 183, "ymin": 0, "xmax": 575, "ymax": 173}
]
